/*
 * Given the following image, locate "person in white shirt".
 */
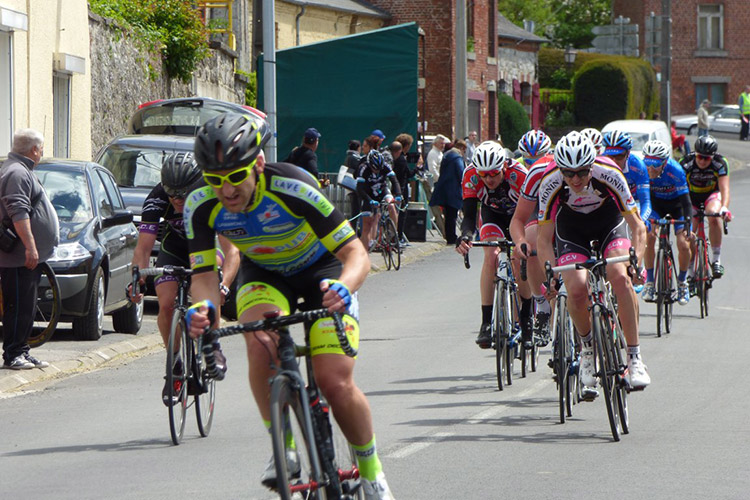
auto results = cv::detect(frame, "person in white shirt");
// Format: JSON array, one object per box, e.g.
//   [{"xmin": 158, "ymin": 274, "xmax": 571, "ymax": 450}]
[{"xmin": 426, "ymin": 134, "xmax": 449, "ymax": 186}]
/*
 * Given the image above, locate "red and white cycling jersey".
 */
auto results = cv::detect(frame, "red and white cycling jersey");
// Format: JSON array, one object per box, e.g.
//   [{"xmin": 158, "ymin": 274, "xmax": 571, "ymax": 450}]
[
  {"xmin": 462, "ymin": 158, "xmax": 528, "ymax": 217},
  {"xmin": 519, "ymin": 153, "xmax": 555, "ymax": 202}
]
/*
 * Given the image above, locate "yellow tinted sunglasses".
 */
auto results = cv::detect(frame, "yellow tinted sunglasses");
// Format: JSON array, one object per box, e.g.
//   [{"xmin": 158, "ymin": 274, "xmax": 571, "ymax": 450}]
[{"xmin": 203, "ymin": 161, "xmax": 256, "ymax": 188}]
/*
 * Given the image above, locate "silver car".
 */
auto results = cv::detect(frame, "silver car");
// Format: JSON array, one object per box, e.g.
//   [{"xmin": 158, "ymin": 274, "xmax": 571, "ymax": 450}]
[{"xmin": 673, "ymin": 104, "xmax": 741, "ymax": 135}]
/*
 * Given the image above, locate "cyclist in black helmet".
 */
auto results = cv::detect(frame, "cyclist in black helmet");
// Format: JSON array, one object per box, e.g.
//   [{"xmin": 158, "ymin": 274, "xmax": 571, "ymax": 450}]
[
  {"xmin": 185, "ymin": 112, "xmax": 396, "ymax": 499},
  {"xmin": 356, "ymin": 149, "xmax": 402, "ymax": 251},
  {"xmin": 128, "ymin": 151, "xmax": 239, "ymax": 406}
]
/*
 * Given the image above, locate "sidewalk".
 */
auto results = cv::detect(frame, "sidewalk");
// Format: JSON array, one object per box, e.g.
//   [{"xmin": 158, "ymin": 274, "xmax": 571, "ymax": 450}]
[{"xmin": 0, "ymin": 234, "xmax": 448, "ymax": 396}]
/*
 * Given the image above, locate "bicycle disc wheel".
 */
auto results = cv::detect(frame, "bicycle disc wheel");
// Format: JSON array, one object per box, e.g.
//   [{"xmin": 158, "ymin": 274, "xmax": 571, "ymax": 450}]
[
  {"xmin": 270, "ymin": 376, "xmax": 326, "ymax": 500},
  {"xmin": 167, "ymin": 309, "xmax": 189, "ymax": 445},
  {"xmin": 194, "ymin": 338, "xmax": 216, "ymax": 438},
  {"xmin": 28, "ymin": 263, "xmax": 62, "ymax": 347},
  {"xmin": 386, "ymin": 218, "xmax": 401, "ymax": 270},
  {"xmin": 493, "ymin": 281, "xmax": 505, "ymax": 391},
  {"xmin": 593, "ymin": 307, "xmax": 620, "ymax": 442}
]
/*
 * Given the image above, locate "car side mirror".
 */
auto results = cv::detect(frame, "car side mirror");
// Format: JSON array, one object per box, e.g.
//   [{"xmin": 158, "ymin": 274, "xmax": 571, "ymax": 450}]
[{"xmin": 101, "ymin": 210, "xmax": 134, "ymax": 229}]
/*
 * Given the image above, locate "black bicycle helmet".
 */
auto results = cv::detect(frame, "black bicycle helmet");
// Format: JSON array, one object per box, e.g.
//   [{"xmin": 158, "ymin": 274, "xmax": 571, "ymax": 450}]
[
  {"xmin": 694, "ymin": 134, "xmax": 718, "ymax": 156},
  {"xmin": 366, "ymin": 150, "xmax": 386, "ymax": 171},
  {"xmin": 161, "ymin": 152, "xmax": 201, "ymax": 197},
  {"xmin": 194, "ymin": 112, "xmax": 271, "ymax": 171}
]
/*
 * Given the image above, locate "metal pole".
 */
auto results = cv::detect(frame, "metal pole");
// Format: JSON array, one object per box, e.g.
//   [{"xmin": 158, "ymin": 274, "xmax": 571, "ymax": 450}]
[
  {"xmin": 262, "ymin": 0, "xmax": 277, "ymax": 162},
  {"xmin": 455, "ymin": 0, "xmax": 468, "ymax": 140},
  {"xmin": 660, "ymin": 0, "xmax": 671, "ymax": 123}
]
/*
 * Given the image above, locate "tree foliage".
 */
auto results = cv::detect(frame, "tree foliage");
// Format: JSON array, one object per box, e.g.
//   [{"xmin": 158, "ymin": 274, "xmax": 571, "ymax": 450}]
[{"xmin": 89, "ymin": 0, "xmax": 209, "ymax": 83}]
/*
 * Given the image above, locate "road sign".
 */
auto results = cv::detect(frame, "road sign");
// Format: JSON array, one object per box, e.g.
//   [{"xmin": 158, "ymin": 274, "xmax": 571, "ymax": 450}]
[{"xmin": 592, "ymin": 24, "xmax": 639, "ymax": 36}]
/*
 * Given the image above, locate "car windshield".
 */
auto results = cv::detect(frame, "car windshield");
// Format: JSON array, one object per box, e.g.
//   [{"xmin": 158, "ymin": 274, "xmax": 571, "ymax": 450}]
[
  {"xmin": 35, "ymin": 169, "xmax": 93, "ymax": 222},
  {"xmin": 98, "ymin": 144, "xmax": 167, "ymax": 188},
  {"xmin": 627, "ymin": 132, "xmax": 651, "ymax": 151}
]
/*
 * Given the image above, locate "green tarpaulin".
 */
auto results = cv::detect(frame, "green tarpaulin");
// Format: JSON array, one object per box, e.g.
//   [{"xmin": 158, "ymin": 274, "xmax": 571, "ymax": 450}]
[{"xmin": 259, "ymin": 23, "xmax": 419, "ymax": 173}]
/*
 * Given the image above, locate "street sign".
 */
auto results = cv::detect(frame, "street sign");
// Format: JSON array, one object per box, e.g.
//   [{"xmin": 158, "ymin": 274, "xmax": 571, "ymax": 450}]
[
  {"xmin": 592, "ymin": 24, "xmax": 639, "ymax": 36},
  {"xmin": 591, "ymin": 21, "xmax": 640, "ymax": 56}
]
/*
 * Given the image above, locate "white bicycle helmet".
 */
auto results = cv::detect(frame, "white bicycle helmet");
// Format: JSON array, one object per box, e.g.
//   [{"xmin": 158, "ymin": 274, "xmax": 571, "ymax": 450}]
[
  {"xmin": 580, "ymin": 128, "xmax": 604, "ymax": 155},
  {"xmin": 472, "ymin": 141, "xmax": 508, "ymax": 172},
  {"xmin": 642, "ymin": 139, "xmax": 671, "ymax": 159},
  {"xmin": 518, "ymin": 130, "xmax": 552, "ymax": 158},
  {"xmin": 553, "ymin": 131, "xmax": 597, "ymax": 170}
]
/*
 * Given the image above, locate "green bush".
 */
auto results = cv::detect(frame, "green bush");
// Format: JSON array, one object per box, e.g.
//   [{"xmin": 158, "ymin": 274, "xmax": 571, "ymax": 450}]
[
  {"xmin": 236, "ymin": 70, "xmax": 257, "ymax": 107},
  {"xmin": 90, "ymin": 0, "xmax": 209, "ymax": 83},
  {"xmin": 498, "ymin": 93, "xmax": 530, "ymax": 148}
]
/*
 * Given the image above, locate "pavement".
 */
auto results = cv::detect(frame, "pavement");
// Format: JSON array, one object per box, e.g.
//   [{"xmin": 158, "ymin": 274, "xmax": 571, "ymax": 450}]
[{"xmin": 0, "ymin": 233, "xmax": 448, "ymax": 396}]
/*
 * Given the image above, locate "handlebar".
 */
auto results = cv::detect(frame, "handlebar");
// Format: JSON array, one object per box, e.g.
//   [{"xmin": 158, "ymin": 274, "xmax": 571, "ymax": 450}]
[
  {"xmin": 544, "ymin": 247, "xmax": 637, "ymax": 289},
  {"xmin": 519, "ymin": 243, "xmax": 537, "ymax": 282},
  {"xmin": 462, "ymin": 239, "xmax": 514, "ymax": 270}
]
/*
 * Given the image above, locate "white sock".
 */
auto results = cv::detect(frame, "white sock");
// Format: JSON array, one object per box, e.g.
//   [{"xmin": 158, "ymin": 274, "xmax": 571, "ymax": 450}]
[
  {"xmin": 532, "ymin": 294, "xmax": 550, "ymax": 314},
  {"xmin": 712, "ymin": 246, "xmax": 721, "ymax": 264}
]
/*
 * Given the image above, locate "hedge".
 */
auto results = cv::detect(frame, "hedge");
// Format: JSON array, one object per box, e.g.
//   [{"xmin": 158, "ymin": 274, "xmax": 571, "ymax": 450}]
[{"xmin": 498, "ymin": 93, "xmax": 530, "ymax": 149}]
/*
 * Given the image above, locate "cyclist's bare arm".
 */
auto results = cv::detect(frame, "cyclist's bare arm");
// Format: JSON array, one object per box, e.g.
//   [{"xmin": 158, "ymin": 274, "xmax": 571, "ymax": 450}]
[
  {"xmin": 718, "ymin": 175, "xmax": 731, "ymax": 213},
  {"xmin": 218, "ymin": 235, "xmax": 240, "ymax": 290},
  {"xmin": 188, "ymin": 271, "xmax": 222, "ymax": 338},
  {"xmin": 332, "ymin": 238, "xmax": 370, "ymax": 296},
  {"xmin": 129, "ymin": 231, "xmax": 158, "ymax": 301},
  {"xmin": 509, "ymin": 197, "xmax": 535, "ymax": 258},
  {"xmin": 623, "ymin": 210, "xmax": 647, "ymax": 264},
  {"xmin": 537, "ymin": 222, "xmax": 557, "ymax": 298}
]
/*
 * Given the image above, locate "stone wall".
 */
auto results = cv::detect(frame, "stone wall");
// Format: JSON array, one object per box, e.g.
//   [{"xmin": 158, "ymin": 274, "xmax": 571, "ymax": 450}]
[{"xmin": 88, "ymin": 12, "xmax": 246, "ymax": 157}]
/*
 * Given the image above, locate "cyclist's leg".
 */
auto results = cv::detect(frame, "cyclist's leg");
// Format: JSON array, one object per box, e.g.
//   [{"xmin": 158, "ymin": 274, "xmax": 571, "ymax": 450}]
[
  {"xmin": 525, "ymin": 221, "xmax": 552, "ymax": 340},
  {"xmin": 155, "ymin": 279, "xmax": 178, "ymax": 346},
  {"xmin": 477, "ymin": 215, "xmax": 502, "ymax": 346},
  {"xmin": 705, "ymin": 192, "xmax": 724, "ymax": 266}
]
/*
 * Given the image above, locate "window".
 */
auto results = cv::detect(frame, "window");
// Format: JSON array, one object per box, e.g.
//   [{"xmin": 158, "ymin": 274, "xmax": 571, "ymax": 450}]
[
  {"xmin": 695, "ymin": 82, "xmax": 726, "ymax": 108},
  {"xmin": 0, "ymin": 30, "xmax": 11, "ymax": 153},
  {"xmin": 697, "ymin": 4, "xmax": 723, "ymax": 50},
  {"xmin": 89, "ymin": 168, "xmax": 114, "ymax": 218},
  {"xmin": 53, "ymin": 73, "xmax": 71, "ymax": 158},
  {"xmin": 487, "ymin": 2, "xmax": 496, "ymax": 58},
  {"xmin": 97, "ymin": 170, "xmax": 125, "ymax": 211}
]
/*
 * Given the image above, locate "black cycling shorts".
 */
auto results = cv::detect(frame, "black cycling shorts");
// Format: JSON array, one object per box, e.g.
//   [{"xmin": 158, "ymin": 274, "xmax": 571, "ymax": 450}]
[
  {"xmin": 650, "ymin": 197, "xmax": 688, "ymax": 232},
  {"xmin": 479, "ymin": 205, "xmax": 514, "ymax": 240},
  {"xmin": 554, "ymin": 203, "xmax": 630, "ymax": 265}
]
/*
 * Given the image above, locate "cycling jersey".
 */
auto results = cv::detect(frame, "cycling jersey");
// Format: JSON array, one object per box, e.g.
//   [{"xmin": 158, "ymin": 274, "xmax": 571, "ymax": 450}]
[
  {"xmin": 519, "ymin": 154, "xmax": 554, "ymax": 203},
  {"xmin": 140, "ymin": 183, "xmax": 188, "ymax": 256},
  {"xmin": 621, "ymin": 154, "xmax": 652, "ymax": 222},
  {"xmin": 680, "ymin": 153, "xmax": 729, "ymax": 205},
  {"xmin": 184, "ymin": 163, "xmax": 356, "ymax": 277},
  {"xmin": 537, "ymin": 159, "xmax": 636, "ymax": 224},
  {"xmin": 355, "ymin": 161, "xmax": 401, "ymax": 204},
  {"xmin": 648, "ymin": 158, "xmax": 689, "ymax": 201}
]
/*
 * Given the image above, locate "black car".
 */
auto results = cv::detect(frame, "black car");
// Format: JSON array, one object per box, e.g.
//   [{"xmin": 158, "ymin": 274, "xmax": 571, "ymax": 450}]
[{"xmin": 35, "ymin": 160, "xmax": 142, "ymax": 340}]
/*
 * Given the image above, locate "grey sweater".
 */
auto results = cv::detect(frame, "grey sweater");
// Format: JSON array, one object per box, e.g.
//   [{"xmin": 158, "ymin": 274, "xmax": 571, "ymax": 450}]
[{"xmin": 0, "ymin": 153, "xmax": 59, "ymax": 267}]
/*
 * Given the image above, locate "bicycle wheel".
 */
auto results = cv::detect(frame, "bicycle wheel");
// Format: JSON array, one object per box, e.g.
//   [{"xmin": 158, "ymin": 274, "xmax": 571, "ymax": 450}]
[
  {"xmin": 386, "ymin": 218, "xmax": 401, "ymax": 270},
  {"xmin": 613, "ymin": 327, "xmax": 629, "ymax": 435},
  {"xmin": 167, "ymin": 309, "xmax": 189, "ymax": 445},
  {"xmin": 378, "ymin": 220, "xmax": 392, "ymax": 270},
  {"xmin": 194, "ymin": 337, "xmax": 216, "ymax": 438},
  {"xmin": 593, "ymin": 306, "xmax": 620, "ymax": 442},
  {"xmin": 493, "ymin": 280, "xmax": 506, "ymax": 391},
  {"xmin": 503, "ymin": 284, "xmax": 516, "ymax": 387},
  {"xmin": 28, "ymin": 263, "xmax": 62, "ymax": 347},
  {"xmin": 553, "ymin": 298, "xmax": 569, "ymax": 424},
  {"xmin": 654, "ymin": 248, "xmax": 665, "ymax": 338},
  {"xmin": 664, "ymin": 251, "xmax": 675, "ymax": 334},
  {"xmin": 270, "ymin": 375, "xmax": 326, "ymax": 500},
  {"xmin": 697, "ymin": 239, "xmax": 709, "ymax": 318}
]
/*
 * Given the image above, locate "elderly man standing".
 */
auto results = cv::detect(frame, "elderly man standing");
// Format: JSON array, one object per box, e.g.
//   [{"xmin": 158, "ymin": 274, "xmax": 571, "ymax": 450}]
[
  {"xmin": 697, "ymin": 99, "xmax": 711, "ymax": 137},
  {"xmin": 0, "ymin": 129, "xmax": 59, "ymax": 369},
  {"xmin": 464, "ymin": 130, "xmax": 478, "ymax": 164},
  {"xmin": 425, "ymin": 134, "xmax": 449, "ymax": 186}
]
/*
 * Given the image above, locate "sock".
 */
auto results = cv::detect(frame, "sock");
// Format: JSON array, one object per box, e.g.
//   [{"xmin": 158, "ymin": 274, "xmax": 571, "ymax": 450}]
[
  {"xmin": 712, "ymin": 246, "xmax": 721, "ymax": 264},
  {"xmin": 678, "ymin": 270, "xmax": 687, "ymax": 282},
  {"xmin": 481, "ymin": 305, "xmax": 493, "ymax": 324},
  {"xmin": 627, "ymin": 345, "xmax": 641, "ymax": 362},
  {"xmin": 521, "ymin": 297, "xmax": 532, "ymax": 320},
  {"xmin": 580, "ymin": 331, "xmax": 593, "ymax": 348},
  {"xmin": 533, "ymin": 294, "xmax": 551, "ymax": 315},
  {"xmin": 646, "ymin": 268, "xmax": 654, "ymax": 282},
  {"xmin": 351, "ymin": 435, "xmax": 383, "ymax": 481}
]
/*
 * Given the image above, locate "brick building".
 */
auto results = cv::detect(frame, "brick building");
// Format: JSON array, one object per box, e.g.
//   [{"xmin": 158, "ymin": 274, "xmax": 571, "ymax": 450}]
[{"xmin": 614, "ymin": 0, "xmax": 750, "ymax": 115}]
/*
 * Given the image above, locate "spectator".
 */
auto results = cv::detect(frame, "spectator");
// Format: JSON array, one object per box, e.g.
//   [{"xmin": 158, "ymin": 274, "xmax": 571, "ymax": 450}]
[
  {"xmin": 430, "ymin": 139, "xmax": 466, "ymax": 245},
  {"xmin": 344, "ymin": 140, "xmax": 361, "ymax": 218},
  {"xmin": 0, "ymin": 129, "xmax": 59, "ymax": 370},
  {"xmin": 426, "ymin": 134, "xmax": 449, "ymax": 185},
  {"xmin": 285, "ymin": 127, "xmax": 328, "ymax": 184},
  {"xmin": 464, "ymin": 130, "xmax": 478, "ymax": 164},
  {"xmin": 739, "ymin": 85, "xmax": 750, "ymax": 141},
  {"xmin": 639, "ymin": 111, "xmax": 647, "ymax": 119},
  {"xmin": 671, "ymin": 120, "xmax": 690, "ymax": 156},
  {"xmin": 390, "ymin": 137, "xmax": 411, "ymax": 244},
  {"xmin": 371, "ymin": 129, "xmax": 386, "ymax": 149},
  {"xmin": 697, "ymin": 99, "xmax": 711, "ymax": 137}
]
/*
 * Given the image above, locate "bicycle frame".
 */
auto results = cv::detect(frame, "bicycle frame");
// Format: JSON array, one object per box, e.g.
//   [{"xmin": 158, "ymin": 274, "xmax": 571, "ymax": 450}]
[
  {"xmin": 692, "ymin": 206, "xmax": 727, "ymax": 318},
  {"xmin": 652, "ymin": 217, "xmax": 683, "ymax": 337}
]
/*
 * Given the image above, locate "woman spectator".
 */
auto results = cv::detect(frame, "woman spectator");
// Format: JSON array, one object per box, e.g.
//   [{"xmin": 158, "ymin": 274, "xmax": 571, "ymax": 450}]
[
  {"xmin": 429, "ymin": 139, "xmax": 467, "ymax": 245},
  {"xmin": 393, "ymin": 133, "xmax": 414, "ymax": 244}
]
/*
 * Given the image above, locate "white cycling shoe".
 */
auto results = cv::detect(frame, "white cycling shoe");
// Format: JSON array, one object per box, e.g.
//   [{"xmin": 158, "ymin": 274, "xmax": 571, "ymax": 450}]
[
  {"xmin": 626, "ymin": 358, "xmax": 651, "ymax": 390},
  {"xmin": 362, "ymin": 473, "xmax": 396, "ymax": 500}
]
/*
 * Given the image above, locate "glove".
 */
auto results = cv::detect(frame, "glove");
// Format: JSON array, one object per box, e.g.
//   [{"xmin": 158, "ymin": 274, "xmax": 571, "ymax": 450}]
[
  {"xmin": 369, "ymin": 200, "xmax": 380, "ymax": 208},
  {"xmin": 395, "ymin": 196, "xmax": 403, "ymax": 203},
  {"xmin": 455, "ymin": 234, "xmax": 471, "ymax": 248},
  {"xmin": 321, "ymin": 279, "xmax": 352, "ymax": 308},
  {"xmin": 186, "ymin": 299, "xmax": 216, "ymax": 331},
  {"xmin": 720, "ymin": 206, "xmax": 732, "ymax": 221}
]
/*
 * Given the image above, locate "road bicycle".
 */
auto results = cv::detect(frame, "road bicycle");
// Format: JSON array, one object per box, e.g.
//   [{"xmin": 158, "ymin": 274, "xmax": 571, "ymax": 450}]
[
  {"xmin": 132, "ymin": 265, "xmax": 216, "ymax": 446},
  {"xmin": 374, "ymin": 202, "xmax": 401, "ymax": 271},
  {"xmin": 464, "ymin": 239, "xmax": 524, "ymax": 390},
  {"xmin": 546, "ymin": 244, "xmax": 635, "ymax": 441},
  {"xmin": 203, "ymin": 308, "xmax": 362, "ymax": 499},
  {"xmin": 651, "ymin": 217, "xmax": 684, "ymax": 337},
  {"xmin": 0, "ymin": 262, "xmax": 62, "ymax": 347},
  {"xmin": 691, "ymin": 205, "xmax": 728, "ymax": 318}
]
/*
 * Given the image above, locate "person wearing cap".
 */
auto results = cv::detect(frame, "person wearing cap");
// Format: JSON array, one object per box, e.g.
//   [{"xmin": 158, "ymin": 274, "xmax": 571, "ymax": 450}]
[
  {"xmin": 371, "ymin": 129, "xmax": 386, "ymax": 148},
  {"xmin": 284, "ymin": 127, "xmax": 327, "ymax": 185},
  {"xmin": 697, "ymin": 99, "xmax": 710, "ymax": 137}
]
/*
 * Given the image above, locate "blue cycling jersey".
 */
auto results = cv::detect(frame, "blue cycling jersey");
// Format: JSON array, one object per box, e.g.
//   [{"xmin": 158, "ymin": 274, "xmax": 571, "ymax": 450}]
[
  {"xmin": 649, "ymin": 158, "xmax": 689, "ymax": 201},
  {"xmin": 622, "ymin": 154, "xmax": 651, "ymax": 222}
]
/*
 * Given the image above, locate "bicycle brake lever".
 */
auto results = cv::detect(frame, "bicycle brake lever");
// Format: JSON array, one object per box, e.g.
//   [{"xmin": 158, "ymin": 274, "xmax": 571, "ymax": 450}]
[{"xmin": 464, "ymin": 253, "xmax": 470, "ymax": 269}]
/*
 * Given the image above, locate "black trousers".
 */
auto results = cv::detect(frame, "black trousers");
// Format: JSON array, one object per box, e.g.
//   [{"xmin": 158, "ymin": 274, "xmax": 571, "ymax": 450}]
[
  {"xmin": 741, "ymin": 114, "xmax": 750, "ymax": 140},
  {"xmin": 443, "ymin": 206, "xmax": 459, "ymax": 245},
  {"xmin": 1, "ymin": 266, "xmax": 41, "ymax": 363}
]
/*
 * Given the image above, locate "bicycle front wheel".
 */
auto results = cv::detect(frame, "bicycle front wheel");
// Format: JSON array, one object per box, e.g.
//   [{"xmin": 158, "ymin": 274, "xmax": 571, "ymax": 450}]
[
  {"xmin": 28, "ymin": 263, "xmax": 62, "ymax": 347},
  {"xmin": 664, "ymin": 250, "xmax": 675, "ymax": 334},
  {"xmin": 654, "ymin": 248, "xmax": 665, "ymax": 337},
  {"xmin": 386, "ymin": 218, "xmax": 401, "ymax": 270},
  {"xmin": 503, "ymin": 283, "xmax": 516, "ymax": 387},
  {"xmin": 378, "ymin": 221, "xmax": 392, "ymax": 270},
  {"xmin": 270, "ymin": 376, "xmax": 326, "ymax": 500},
  {"xmin": 167, "ymin": 309, "xmax": 189, "ymax": 445},
  {"xmin": 696, "ymin": 239, "xmax": 710, "ymax": 318},
  {"xmin": 194, "ymin": 338, "xmax": 216, "ymax": 437},
  {"xmin": 493, "ymin": 280, "xmax": 506, "ymax": 391},
  {"xmin": 593, "ymin": 306, "xmax": 620, "ymax": 442},
  {"xmin": 554, "ymin": 295, "xmax": 573, "ymax": 423}
]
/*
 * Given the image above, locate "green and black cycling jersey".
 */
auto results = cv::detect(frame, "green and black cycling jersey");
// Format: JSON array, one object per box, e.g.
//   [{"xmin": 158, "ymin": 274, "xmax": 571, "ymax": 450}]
[
  {"xmin": 184, "ymin": 162, "xmax": 356, "ymax": 277},
  {"xmin": 140, "ymin": 183, "xmax": 188, "ymax": 257}
]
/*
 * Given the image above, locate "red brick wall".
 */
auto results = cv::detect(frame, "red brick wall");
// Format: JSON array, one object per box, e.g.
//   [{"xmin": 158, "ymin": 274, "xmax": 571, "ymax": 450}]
[{"xmin": 366, "ymin": 0, "xmax": 498, "ymax": 142}]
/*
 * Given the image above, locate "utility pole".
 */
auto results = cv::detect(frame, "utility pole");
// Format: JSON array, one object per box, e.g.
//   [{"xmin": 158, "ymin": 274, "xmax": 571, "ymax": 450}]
[
  {"xmin": 251, "ymin": 0, "xmax": 263, "ymax": 71},
  {"xmin": 455, "ymin": 0, "xmax": 468, "ymax": 140},
  {"xmin": 659, "ymin": 0, "xmax": 671, "ymax": 123},
  {"xmin": 262, "ymin": 1, "xmax": 277, "ymax": 162}
]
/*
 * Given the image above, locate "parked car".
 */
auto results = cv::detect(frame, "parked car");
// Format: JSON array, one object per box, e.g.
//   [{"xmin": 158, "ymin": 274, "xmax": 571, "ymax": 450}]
[
  {"xmin": 34, "ymin": 160, "xmax": 142, "ymax": 340},
  {"xmin": 672, "ymin": 104, "xmax": 741, "ymax": 136},
  {"xmin": 601, "ymin": 119, "xmax": 672, "ymax": 157}
]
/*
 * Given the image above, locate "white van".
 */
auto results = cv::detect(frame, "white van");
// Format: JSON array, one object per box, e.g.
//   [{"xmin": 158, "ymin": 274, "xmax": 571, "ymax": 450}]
[{"xmin": 601, "ymin": 119, "xmax": 672, "ymax": 157}]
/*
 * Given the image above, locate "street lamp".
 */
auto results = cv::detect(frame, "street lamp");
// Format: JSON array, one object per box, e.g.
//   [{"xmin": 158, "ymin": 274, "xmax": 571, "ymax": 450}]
[{"xmin": 564, "ymin": 45, "xmax": 577, "ymax": 71}]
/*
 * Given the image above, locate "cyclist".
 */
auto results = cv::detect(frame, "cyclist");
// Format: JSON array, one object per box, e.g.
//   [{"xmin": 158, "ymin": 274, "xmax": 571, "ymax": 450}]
[
  {"xmin": 184, "ymin": 112, "xmax": 395, "ymax": 499},
  {"xmin": 128, "ymin": 152, "xmax": 238, "ymax": 405},
  {"xmin": 640, "ymin": 139, "xmax": 693, "ymax": 305},
  {"xmin": 510, "ymin": 130, "xmax": 554, "ymax": 343},
  {"xmin": 680, "ymin": 134, "xmax": 732, "ymax": 278},
  {"xmin": 580, "ymin": 127, "xmax": 605, "ymax": 155},
  {"xmin": 356, "ymin": 150, "xmax": 402, "ymax": 252},
  {"xmin": 600, "ymin": 130, "xmax": 652, "ymax": 227},
  {"xmin": 455, "ymin": 141, "xmax": 532, "ymax": 349},
  {"xmin": 536, "ymin": 131, "xmax": 650, "ymax": 394}
]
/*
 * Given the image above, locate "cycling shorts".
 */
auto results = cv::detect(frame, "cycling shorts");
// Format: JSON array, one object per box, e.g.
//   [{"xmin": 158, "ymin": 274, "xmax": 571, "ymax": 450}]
[
  {"xmin": 554, "ymin": 203, "xmax": 630, "ymax": 265},
  {"xmin": 235, "ymin": 254, "xmax": 360, "ymax": 357},
  {"xmin": 479, "ymin": 205, "xmax": 513, "ymax": 240},
  {"xmin": 651, "ymin": 197, "xmax": 688, "ymax": 232},
  {"xmin": 691, "ymin": 191, "xmax": 721, "ymax": 213},
  {"xmin": 154, "ymin": 245, "xmax": 190, "ymax": 287},
  {"xmin": 360, "ymin": 192, "xmax": 394, "ymax": 216}
]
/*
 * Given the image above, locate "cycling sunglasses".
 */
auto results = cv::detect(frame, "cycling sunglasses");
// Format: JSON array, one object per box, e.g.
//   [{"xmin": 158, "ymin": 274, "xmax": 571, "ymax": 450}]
[
  {"xmin": 643, "ymin": 156, "xmax": 667, "ymax": 169},
  {"xmin": 561, "ymin": 168, "xmax": 591, "ymax": 179},
  {"xmin": 476, "ymin": 168, "xmax": 503, "ymax": 178},
  {"xmin": 696, "ymin": 153, "xmax": 712, "ymax": 161},
  {"xmin": 203, "ymin": 161, "xmax": 257, "ymax": 188},
  {"xmin": 163, "ymin": 186, "xmax": 189, "ymax": 199}
]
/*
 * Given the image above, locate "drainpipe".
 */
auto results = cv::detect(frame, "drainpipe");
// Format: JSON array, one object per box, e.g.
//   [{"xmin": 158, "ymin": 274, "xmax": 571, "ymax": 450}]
[{"xmin": 295, "ymin": 5, "xmax": 307, "ymax": 46}]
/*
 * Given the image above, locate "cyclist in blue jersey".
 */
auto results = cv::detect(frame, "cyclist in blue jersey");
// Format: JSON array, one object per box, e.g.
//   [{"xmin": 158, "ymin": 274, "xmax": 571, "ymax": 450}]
[
  {"xmin": 640, "ymin": 140, "xmax": 693, "ymax": 305},
  {"xmin": 517, "ymin": 129, "xmax": 552, "ymax": 167},
  {"xmin": 183, "ymin": 112, "xmax": 395, "ymax": 500},
  {"xmin": 601, "ymin": 130, "xmax": 652, "ymax": 228}
]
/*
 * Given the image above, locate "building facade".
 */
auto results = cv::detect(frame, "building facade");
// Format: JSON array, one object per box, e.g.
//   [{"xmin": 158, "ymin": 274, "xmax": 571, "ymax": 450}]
[
  {"xmin": 0, "ymin": 0, "xmax": 91, "ymax": 158},
  {"xmin": 614, "ymin": 0, "xmax": 750, "ymax": 115}
]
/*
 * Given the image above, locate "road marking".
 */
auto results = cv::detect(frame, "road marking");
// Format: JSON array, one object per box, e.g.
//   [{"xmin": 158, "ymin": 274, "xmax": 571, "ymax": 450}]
[
  {"xmin": 717, "ymin": 306, "xmax": 750, "ymax": 312},
  {"xmin": 384, "ymin": 377, "xmax": 550, "ymax": 459}
]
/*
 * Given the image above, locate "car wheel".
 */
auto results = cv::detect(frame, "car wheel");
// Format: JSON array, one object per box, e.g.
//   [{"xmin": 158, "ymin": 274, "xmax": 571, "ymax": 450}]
[
  {"xmin": 688, "ymin": 125, "xmax": 696, "ymax": 136},
  {"xmin": 73, "ymin": 268, "xmax": 105, "ymax": 341},
  {"xmin": 112, "ymin": 298, "xmax": 143, "ymax": 334}
]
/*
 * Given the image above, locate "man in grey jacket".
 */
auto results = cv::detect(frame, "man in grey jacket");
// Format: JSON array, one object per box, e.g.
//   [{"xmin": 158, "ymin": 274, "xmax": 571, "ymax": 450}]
[{"xmin": 0, "ymin": 129, "xmax": 59, "ymax": 369}]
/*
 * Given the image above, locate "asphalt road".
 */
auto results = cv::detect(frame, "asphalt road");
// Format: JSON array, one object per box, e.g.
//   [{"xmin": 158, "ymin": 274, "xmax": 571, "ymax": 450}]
[{"xmin": 2, "ymin": 170, "xmax": 750, "ymax": 499}]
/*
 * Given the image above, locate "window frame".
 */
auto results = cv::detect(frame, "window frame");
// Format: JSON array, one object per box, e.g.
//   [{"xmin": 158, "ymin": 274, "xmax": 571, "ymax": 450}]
[{"xmin": 697, "ymin": 4, "xmax": 724, "ymax": 50}]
